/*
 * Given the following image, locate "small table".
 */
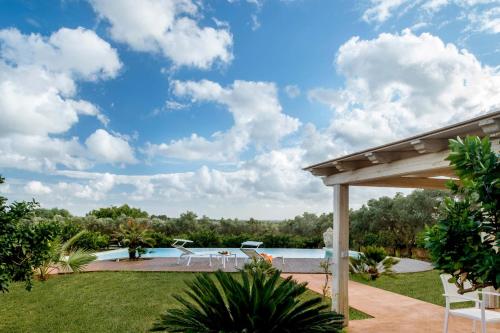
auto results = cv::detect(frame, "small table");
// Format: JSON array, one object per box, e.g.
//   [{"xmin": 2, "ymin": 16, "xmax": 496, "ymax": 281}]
[{"xmin": 210, "ymin": 253, "xmax": 238, "ymax": 268}]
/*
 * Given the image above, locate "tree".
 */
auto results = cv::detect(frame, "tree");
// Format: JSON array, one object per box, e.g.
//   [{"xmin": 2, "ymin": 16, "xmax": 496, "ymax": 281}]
[
  {"xmin": 35, "ymin": 231, "xmax": 96, "ymax": 280},
  {"xmin": 426, "ymin": 136, "xmax": 499, "ymax": 293},
  {"xmin": 0, "ymin": 176, "xmax": 58, "ymax": 292},
  {"xmin": 114, "ymin": 220, "xmax": 155, "ymax": 259},
  {"xmin": 151, "ymin": 269, "xmax": 344, "ymax": 332},
  {"xmin": 87, "ymin": 204, "xmax": 148, "ymax": 219}
]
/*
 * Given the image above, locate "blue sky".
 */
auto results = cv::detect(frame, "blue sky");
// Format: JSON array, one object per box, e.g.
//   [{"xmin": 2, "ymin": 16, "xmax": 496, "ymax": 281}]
[{"xmin": 0, "ymin": 0, "xmax": 499, "ymax": 218}]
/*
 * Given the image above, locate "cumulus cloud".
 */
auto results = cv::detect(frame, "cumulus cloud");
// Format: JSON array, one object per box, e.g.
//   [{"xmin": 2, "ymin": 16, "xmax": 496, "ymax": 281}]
[
  {"xmin": 85, "ymin": 129, "xmax": 137, "ymax": 164},
  {"xmin": 145, "ymin": 80, "xmax": 300, "ymax": 161},
  {"xmin": 309, "ymin": 31, "xmax": 500, "ymax": 149},
  {"xmin": 24, "ymin": 181, "xmax": 52, "ymax": 195},
  {"xmin": 0, "ymin": 27, "xmax": 123, "ymax": 171},
  {"xmin": 89, "ymin": 0, "xmax": 233, "ymax": 69}
]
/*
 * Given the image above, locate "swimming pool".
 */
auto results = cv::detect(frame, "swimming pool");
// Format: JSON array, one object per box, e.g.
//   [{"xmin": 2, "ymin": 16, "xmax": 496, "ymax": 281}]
[{"xmin": 95, "ymin": 248, "xmax": 360, "ymax": 261}]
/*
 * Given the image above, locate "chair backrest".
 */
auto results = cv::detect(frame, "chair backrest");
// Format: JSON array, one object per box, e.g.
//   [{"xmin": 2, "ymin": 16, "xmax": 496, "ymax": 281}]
[
  {"xmin": 241, "ymin": 248, "xmax": 261, "ymax": 260},
  {"xmin": 440, "ymin": 274, "xmax": 479, "ymax": 303},
  {"xmin": 173, "ymin": 245, "xmax": 194, "ymax": 255},
  {"xmin": 241, "ymin": 241, "xmax": 263, "ymax": 248}
]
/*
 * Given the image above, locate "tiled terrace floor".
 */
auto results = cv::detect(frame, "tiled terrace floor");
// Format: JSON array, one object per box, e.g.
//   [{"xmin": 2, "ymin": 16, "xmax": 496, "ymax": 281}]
[{"xmin": 286, "ymin": 274, "xmax": 500, "ymax": 333}]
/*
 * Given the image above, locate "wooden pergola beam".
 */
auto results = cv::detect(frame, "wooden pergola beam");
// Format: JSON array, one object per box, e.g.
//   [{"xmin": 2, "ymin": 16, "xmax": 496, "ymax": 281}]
[
  {"xmin": 323, "ymin": 149, "xmax": 451, "ymax": 186},
  {"xmin": 352, "ymin": 176, "xmax": 452, "ymax": 190}
]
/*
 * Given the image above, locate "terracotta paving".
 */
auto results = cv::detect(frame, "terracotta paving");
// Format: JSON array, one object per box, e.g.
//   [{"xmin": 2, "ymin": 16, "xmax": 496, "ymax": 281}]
[{"xmin": 285, "ymin": 274, "xmax": 500, "ymax": 333}]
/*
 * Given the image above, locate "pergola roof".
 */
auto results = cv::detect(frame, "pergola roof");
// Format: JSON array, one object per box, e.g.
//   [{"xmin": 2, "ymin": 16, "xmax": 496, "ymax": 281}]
[
  {"xmin": 307, "ymin": 110, "xmax": 500, "ymax": 324},
  {"xmin": 304, "ymin": 110, "xmax": 500, "ymax": 189}
]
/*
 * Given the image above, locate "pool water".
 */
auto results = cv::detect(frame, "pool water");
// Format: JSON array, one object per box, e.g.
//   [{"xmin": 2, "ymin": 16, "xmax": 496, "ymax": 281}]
[{"xmin": 95, "ymin": 247, "xmax": 360, "ymax": 261}]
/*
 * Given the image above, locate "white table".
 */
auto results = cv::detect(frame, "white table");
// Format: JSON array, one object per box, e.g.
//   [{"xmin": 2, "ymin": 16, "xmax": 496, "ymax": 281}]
[{"xmin": 210, "ymin": 253, "xmax": 238, "ymax": 268}]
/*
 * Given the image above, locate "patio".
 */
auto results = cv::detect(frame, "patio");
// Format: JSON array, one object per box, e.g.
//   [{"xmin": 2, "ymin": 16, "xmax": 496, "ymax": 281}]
[{"xmin": 287, "ymin": 274, "xmax": 500, "ymax": 333}]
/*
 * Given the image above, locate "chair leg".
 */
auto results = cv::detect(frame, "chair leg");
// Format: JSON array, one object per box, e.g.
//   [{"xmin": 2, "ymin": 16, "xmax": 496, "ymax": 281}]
[
  {"xmin": 481, "ymin": 321, "xmax": 486, "ymax": 333},
  {"xmin": 472, "ymin": 320, "xmax": 476, "ymax": 333},
  {"xmin": 443, "ymin": 311, "xmax": 449, "ymax": 333}
]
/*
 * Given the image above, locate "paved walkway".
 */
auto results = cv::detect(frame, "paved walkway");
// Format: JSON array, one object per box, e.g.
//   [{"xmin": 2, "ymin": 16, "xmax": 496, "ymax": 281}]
[{"xmin": 286, "ymin": 274, "xmax": 500, "ymax": 333}]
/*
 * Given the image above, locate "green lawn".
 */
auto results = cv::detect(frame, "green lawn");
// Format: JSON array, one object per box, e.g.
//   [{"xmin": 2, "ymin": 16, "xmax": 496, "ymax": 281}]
[
  {"xmin": 0, "ymin": 272, "xmax": 368, "ymax": 333},
  {"xmin": 350, "ymin": 270, "xmax": 473, "ymax": 308}
]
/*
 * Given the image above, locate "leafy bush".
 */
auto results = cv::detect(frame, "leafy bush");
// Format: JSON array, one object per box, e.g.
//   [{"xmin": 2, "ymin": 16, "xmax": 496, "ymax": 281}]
[
  {"xmin": 0, "ymin": 176, "xmax": 59, "ymax": 292},
  {"xmin": 426, "ymin": 136, "xmax": 499, "ymax": 293},
  {"xmin": 151, "ymin": 269, "xmax": 344, "ymax": 332},
  {"xmin": 73, "ymin": 231, "xmax": 109, "ymax": 250},
  {"xmin": 350, "ymin": 246, "xmax": 399, "ymax": 280}
]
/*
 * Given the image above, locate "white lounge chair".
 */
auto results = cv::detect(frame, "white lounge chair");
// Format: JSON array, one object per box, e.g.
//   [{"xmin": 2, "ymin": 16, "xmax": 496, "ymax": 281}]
[
  {"xmin": 172, "ymin": 239, "xmax": 213, "ymax": 266},
  {"xmin": 240, "ymin": 241, "xmax": 285, "ymax": 266},
  {"xmin": 441, "ymin": 274, "xmax": 500, "ymax": 333}
]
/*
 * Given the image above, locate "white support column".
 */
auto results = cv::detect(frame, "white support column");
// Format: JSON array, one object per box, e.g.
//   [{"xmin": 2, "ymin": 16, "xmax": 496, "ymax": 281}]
[{"xmin": 332, "ymin": 184, "xmax": 349, "ymax": 326}]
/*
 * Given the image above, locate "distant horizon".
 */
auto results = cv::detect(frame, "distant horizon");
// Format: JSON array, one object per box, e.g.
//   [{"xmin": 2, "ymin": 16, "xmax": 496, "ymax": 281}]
[{"xmin": 1, "ymin": 1, "xmax": 498, "ymax": 219}]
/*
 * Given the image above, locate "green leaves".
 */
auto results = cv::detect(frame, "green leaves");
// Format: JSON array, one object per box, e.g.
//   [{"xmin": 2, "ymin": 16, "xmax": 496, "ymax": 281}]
[
  {"xmin": 426, "ymin": 136, "xmax": 499, "ymax": 293},
  {"xmin": 114, "ymin": 219, "xmax": 155, "ymax": 259},
  {"xmin": 0, "ymin": 175, "xmax": 59, "ymax": 292},
  {"xmin": 151, "ymin": 269, "xmax": 344, "ymax": 332}
]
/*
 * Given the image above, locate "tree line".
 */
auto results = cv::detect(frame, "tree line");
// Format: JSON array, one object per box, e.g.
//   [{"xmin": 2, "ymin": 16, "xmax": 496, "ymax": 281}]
[{"xmin": 29, "ymin": 189, "xmax": 445, "ymax": 254}]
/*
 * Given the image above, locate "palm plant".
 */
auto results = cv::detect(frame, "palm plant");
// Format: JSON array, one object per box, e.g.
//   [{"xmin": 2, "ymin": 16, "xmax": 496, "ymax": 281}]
[
  {"xmin": 114, "ymin": 219, "xmax": 155, "ymax": 259},
  {"xmin": 151, "ymin": 269, "xmax": 344, "ymax": 332},
  {"xmin": 349, "ymin": 246, "xmax": 399, "ymax": 280},
  {"xmin": 36, "ymin": 231, "xmax": 96, "ymax": 280}
]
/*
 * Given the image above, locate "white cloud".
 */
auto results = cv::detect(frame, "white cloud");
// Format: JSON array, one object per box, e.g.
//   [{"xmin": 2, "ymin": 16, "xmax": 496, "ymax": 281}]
[
  {"xmin": 284, "ymin": 84, "xmax": 301, "ymax": 98},
  {"xmin": 361, "ymin": 0, "xmax": 500, "ymax": 34},
  {"xmin": 309, "ymin": 31, "xmax": 500, "ymax": 149},
  {"xmin": 0, "ymin": 27, "xmax": 123, "ymax": 171},
  {"xmin": 362, "ymin": 0, "xmax": 408, "ymax": 23},
  {"xmin": 467, "ymin": 7, "xmax": 500, "ymax": 33},
  {"xmin": 24, "ymin": 181, "xmax": 52, "ymax": 195},
  {"xmin": 0, "ymin": 27, "xmax": 121, "ymax": 80},
  {"xmin": 146, "ymin": 80, "xmax": 300, "ymax": 161},
  {"xmin": 85, "ymin": 129, "xmax": 137, "ymax": 164},
  {"xmin": 90, "ymin": 0, "xmax": 233, "ymax": 69}
]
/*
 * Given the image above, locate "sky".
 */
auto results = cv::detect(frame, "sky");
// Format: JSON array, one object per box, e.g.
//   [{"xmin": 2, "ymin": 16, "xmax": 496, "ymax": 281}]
[{"xmin": 0, "ymin": 0, "xmax": 499, "ymax": 219}]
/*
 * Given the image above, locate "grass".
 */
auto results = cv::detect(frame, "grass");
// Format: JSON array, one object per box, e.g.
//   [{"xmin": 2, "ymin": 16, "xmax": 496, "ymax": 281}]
[
  {"xmin": 350, "ymin": 270, "xmax": 473, "ymax": 308},
  {"xmin": 0, "ymin": 272, "xmax": 368, "ymax": 333}
]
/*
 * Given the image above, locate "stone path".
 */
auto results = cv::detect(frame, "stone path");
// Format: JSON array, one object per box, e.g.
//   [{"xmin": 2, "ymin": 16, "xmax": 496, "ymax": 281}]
[
  {"xmin": 393, "ymin": 257, "xmax": 433, "ymax": 273},
  {"xmin": 286, "ymin": 274, "xmax": 500, "ymax": 333}
]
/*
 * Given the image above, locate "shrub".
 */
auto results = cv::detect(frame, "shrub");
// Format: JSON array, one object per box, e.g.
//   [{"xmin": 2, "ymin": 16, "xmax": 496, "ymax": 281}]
[
  {"xmin": 73, "ymin": 231, "xmax": 109, "ymax": 250},
  {"xmin": 350, "ymin": 246, "xmax": 399, "ymax": 280},
  {"xmin": 151, "ymin": 269, "xmax": 344, "ymax": 332}
]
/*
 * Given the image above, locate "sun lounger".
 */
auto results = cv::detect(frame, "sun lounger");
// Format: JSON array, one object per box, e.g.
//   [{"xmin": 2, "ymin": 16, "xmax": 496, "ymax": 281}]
[
  {"xmin": 172, "ymin": 239, "xmax": 213, "ymax": 266},
  {"xmin": 240, "ymin": 241, "xmax": 285, "ymax": 266}
]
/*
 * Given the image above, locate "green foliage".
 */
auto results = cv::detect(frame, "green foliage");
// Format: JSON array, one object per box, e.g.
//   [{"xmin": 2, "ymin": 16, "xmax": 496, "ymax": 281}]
[
  {"xmin": 426, "ymin": 136, "xmax": 499, "ymax": 293},
  {"xmin": 36, "ymin": 231, "xmax": 97, "ymax": 280},
  {"xmin": 151, "ymin": 269, "xmax": 344, "ymax": 332},
  {"xmin": 350, "ymin": 189, "xmax": 445, "ymax": 255},
  {"xmin": 350, "ymin": 246, "xmax": 399, "ymax": 280},
  {"xmin": 242, "ymin": 257, "xmax": 276, "ymax": 275},
  {"xmin": 0, "ymin": 176, "xmax": 59, "ymax": 292},
  {"xmin": 72, "ymin": 231, "xmax": 109, "ymax": 251},
  {"xmin": 114, "ymin": 220, "xmax": 155, "ymax": 259},
  {"xmin": 87, "ymin": 204, "xmax": 149, "ymax": 219}
]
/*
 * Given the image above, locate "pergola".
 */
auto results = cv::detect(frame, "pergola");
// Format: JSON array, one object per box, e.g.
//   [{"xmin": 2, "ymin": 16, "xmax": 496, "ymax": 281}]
[{"xmin": 303, "ymin": 110, "xmax": 500, "ymax": 326}]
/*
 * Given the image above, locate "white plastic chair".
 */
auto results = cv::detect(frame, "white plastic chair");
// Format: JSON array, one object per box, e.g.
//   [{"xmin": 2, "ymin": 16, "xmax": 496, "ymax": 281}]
[{"xmin": 441, "ymin": 274, "xmax": 500, "ymax": 333}]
